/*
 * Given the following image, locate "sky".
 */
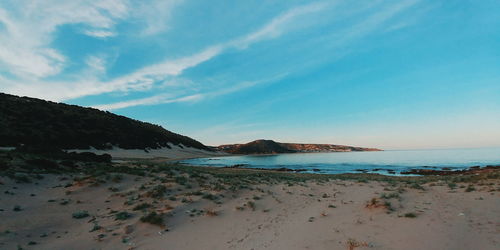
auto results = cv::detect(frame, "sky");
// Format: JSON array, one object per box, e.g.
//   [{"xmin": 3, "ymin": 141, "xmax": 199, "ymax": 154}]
[{"xmin": 1, "ymin": 0, "xmax": 499, "ymax": 149}]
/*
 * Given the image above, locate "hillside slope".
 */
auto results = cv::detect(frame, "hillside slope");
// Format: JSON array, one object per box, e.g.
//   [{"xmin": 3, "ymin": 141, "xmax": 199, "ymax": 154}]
[
  {"xmin": 218, "ymin": 140, "xmax": 381, "ymax": 154},
  {"xmin": 280, "ymin": 143, "xmax": 381, "ymax": 152},
  {"xmin": 217, "ymin": 140, "xmax": 295, "ymax": 154},
  {"xmin": 0, "ymin": 93, "xmax": 209, "ymax": 151}
]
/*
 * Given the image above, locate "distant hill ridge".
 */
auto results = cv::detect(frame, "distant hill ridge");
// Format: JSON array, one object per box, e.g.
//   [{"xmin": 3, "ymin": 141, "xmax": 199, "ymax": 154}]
[
  {"xmin": 217, "ymin": 139, "xmax": 381, "ymax": 154},
  {"xmin": 0, "ymin": 93, "xmax": 210, "ymax": 151}
]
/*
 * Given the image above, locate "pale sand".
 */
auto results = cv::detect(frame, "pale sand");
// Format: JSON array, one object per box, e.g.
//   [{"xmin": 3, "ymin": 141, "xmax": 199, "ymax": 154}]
[
  {"xmin": 1, "ymin": 169, "xmax": 499, "ymax": 250},
  {"xmin": 67, "ymin": 144, "xmax": 225, "ymax": 160}
]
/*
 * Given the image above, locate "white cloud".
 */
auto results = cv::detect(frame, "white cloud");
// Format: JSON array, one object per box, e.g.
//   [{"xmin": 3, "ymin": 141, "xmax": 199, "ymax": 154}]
[
  {"xmin": 93, "ymin": 93, "xmax": 203, "ymax": 110},
  {"xmin": 85, "ymin": 55, "xmax": 107, "ymax": 73},
  {"xmin": 233, "ymin": 2, "xmax": 331, "ymax": 48},
  {"xmin": 0, "ymin": 0, "xmax": 129, "ymax": 78},
  {"xmin": 347, "ymin": 0, "xmax": 419, "ymax": 39},
  {"xmin": 135, "ymin": 0, "xmax": 184, "ymax": 35},
  {"xmin": 83, "ymin": 29, "xmax": 116, "ymax": 38},
  {"xmin": 93, "ymin": 74, "xmax": 288, "ymax": 110}
]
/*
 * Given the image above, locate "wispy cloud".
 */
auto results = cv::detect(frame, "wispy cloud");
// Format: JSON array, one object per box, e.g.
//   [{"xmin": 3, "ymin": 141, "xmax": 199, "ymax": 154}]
[
  {"xmin": 85, "ymin": 55, "xmax": 107, "ymax": 73},
  {"xmin": 345, "ymin": 0, "xmax": 420, "ymax": 39},
  {"xmin": 82, "ymin": 29, "xmax": 116, "ymax": 38},
  {"xmin": 0, "ymin": 0, "xmax": 129, "ymax": 78},
  {"xmin": 232, "ymin": 2, "xmax": 331, "ymax": 48},
  {"xmin": 136, "ymin": 0, "xmax": 184, "ymax": 35},
  {"xmin": 94, "ymin": 73, "xmax": 287, "ymax": 110},
  {"xmin": 93, "ymin": 93, "xmax": 203, "ymax": 110}
]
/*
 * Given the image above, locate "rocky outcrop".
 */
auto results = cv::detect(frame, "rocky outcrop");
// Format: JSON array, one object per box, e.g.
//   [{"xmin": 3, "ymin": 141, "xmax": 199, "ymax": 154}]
[{"xmin": 400, "ymin": 165, "xmax": 500, "ymax": 176}]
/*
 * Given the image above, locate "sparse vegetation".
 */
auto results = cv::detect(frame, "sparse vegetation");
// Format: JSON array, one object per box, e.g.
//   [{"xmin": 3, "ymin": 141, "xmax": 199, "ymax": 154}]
[
  {"xmin": 140, "ymin": 212, "xmax": 164, "ymax": 226},
  {"xmin": 404, "ymin": 212, "xmax": 417, "ymax": 218},
  {"xmin": 133, "ymin": 203, "xmax": 152, "ymax": 211},
  {"xmin": 380, "ymin": 192, "xmax": 400, "ymax": 200},
  {"xmin": 205, "ymin": 209, "xmax": 218, "ymax": 216},
  {"xmin": 147, "ymin": 185, "xmax": 167, "ymax": 198},
  {"xmin": 409, "ymin": 182, "xmax": 425, "ymax": 190},
  {"xmin": 72, "ymin": 210, "xmax": 89, "ymax": 219},
  {"xmin": 347, "ymin": 238, "xmax": 368, "ymax": 250},
  {"xmin": 202, "ymin": 193, "xmax": 218, "ymax": 201},
  {"xmin": 465, "ymin": 185, "xmax": 475, "ymax": 192},
  {"xmin": 247, "ymin": 201, "xmax": 256, "ymax": 211},
  {"xmin": 115, "ymin": 211, "xmax": 132, "ymax": 220}
]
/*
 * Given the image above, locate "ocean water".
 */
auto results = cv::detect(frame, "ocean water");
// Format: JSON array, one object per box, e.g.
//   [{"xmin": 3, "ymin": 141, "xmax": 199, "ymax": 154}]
[{"xmin": 180, "ymin": 147, "xmax": 500, "ymax": 175}]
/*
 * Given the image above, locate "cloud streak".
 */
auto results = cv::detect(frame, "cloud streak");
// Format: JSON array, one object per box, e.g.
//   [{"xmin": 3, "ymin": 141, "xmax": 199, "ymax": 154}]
[
  {"xmin": 0, "ymin": 0, "xmax": 129, "ymax": 78},
  {"xmin": 93, "ymin": 73, "xmax": 288, "ymax": 110},
  {"xmin": 92, "ymin": 93, "xmax": 203, "ymax": 110}
]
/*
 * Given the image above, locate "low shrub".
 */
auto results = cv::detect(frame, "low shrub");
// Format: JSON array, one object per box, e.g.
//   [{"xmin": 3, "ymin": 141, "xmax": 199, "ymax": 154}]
[
  {"xmin": 72, "ymin": 210, "xmax": 89, "ymax": 219},
  {"xmin": 133, "ymin": 203, "xmax": 151, "ymax": 211},
  {"xmin": 140, "ymin": 212, "xmax": 164, "ymax": 226}
]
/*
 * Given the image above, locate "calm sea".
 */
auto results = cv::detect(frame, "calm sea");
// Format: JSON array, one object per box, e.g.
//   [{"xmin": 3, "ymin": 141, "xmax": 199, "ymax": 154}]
[{"xmin": 180, "ymin": 147, "xmax": 500, "ymax": 175}]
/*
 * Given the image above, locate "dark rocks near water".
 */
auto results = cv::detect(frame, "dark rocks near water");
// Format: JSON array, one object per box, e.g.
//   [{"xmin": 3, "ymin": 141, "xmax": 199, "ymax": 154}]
[
  {"xmin": 224, "ymin": 164, "xmax": 318, "ymax": 173},
  {"xmin": 224, "ymin": 163, "xmax": 500, "ymax": 176},
  {"xmin": 401, "ymin": 165, "xmax": 500, "ymax": 176},
  {"xmin": 224, "ymin": 164, "xmax": 248, "ymax": 168}
]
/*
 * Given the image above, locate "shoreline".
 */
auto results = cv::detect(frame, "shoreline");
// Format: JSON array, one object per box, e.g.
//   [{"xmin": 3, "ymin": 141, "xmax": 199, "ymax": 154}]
[{"xmin": 177, "ymin": 158, "xmax": 500, "ymax": 177}]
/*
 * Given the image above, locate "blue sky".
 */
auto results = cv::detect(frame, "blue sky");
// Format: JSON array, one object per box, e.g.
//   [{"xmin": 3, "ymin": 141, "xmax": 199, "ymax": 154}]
[{"xmin": 1, "ymin": 0, "xmax": 499, "ymax": 149}]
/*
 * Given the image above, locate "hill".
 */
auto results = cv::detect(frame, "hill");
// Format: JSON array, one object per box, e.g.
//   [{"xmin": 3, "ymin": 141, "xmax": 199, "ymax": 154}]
[
  {"xmin": 0, "ymin": 93, "xmax": 210, "ymax": 151},
  {"xmin": 218, "ymin": 140, "xmax": 381, "ymax": 154},
  {"xmin": 217, "ymin": 140, "xmax": 295, "ymax": 154},
  {"xmin": 280, "ymin": 143, "xmax": 381, "ymax": 152}
]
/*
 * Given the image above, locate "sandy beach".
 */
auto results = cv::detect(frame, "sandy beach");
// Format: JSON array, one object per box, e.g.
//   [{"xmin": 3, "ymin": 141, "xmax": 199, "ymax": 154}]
[{"xmin": 1, "ymin": 158, "xmax": 499, "ymax": 250}]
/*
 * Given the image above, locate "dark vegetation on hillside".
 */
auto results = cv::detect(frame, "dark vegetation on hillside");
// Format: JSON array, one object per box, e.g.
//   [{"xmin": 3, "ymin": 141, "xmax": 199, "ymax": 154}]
[
  {"xmin": 0, "ymin": 93, "xmax": 209, "ymax": 150},
  {"xmin": 218, "ymin": 140, "xmax": 296, "ymax": 154}
]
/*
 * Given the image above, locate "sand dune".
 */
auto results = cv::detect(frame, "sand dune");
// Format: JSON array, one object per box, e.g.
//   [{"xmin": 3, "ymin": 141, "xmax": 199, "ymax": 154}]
[
  {"xmin": 67, "ymin": 144, "xmax": 225, "ymax": 160},
  {"xmin": 1, "ymin": 163, "xmax": 498, "ymax": 250}
]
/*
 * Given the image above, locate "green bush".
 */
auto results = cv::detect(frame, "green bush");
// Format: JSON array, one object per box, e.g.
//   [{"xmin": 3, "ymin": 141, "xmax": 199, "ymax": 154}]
[
  {"xmin": 72, "ymin": 210, "xmax": 89, "ymax": 219},
  {"xmin": 147, "ymin": 185, "xmax": 167, "ymax": 198},
  {"xmin": 115, "ymin": 211, "xmax": 132, "ymax": 220},
  {"xmin": 404, "ymin": 212, "xmax": 417, "ymax": 218},
  {"xmin": 140, "ymin": 212, "xmax": 164, "ymax": 226},
  {"xmin": 133, "ymin": 203, "xmax": 151, "ymax": 211}
]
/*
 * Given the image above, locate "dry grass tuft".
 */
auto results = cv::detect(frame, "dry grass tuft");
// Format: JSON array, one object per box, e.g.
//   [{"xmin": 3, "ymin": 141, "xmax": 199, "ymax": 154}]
[
  {"xmin": 365, "ymin": 197, "xmax": 385, "ymax": 209},
  {"xmin": 205, "ymin": 209, "xmax": 218, "ymax": 217},
  {"xmin": 346, "ymin": 238, "xmax": 368, "ymax": 250}
]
